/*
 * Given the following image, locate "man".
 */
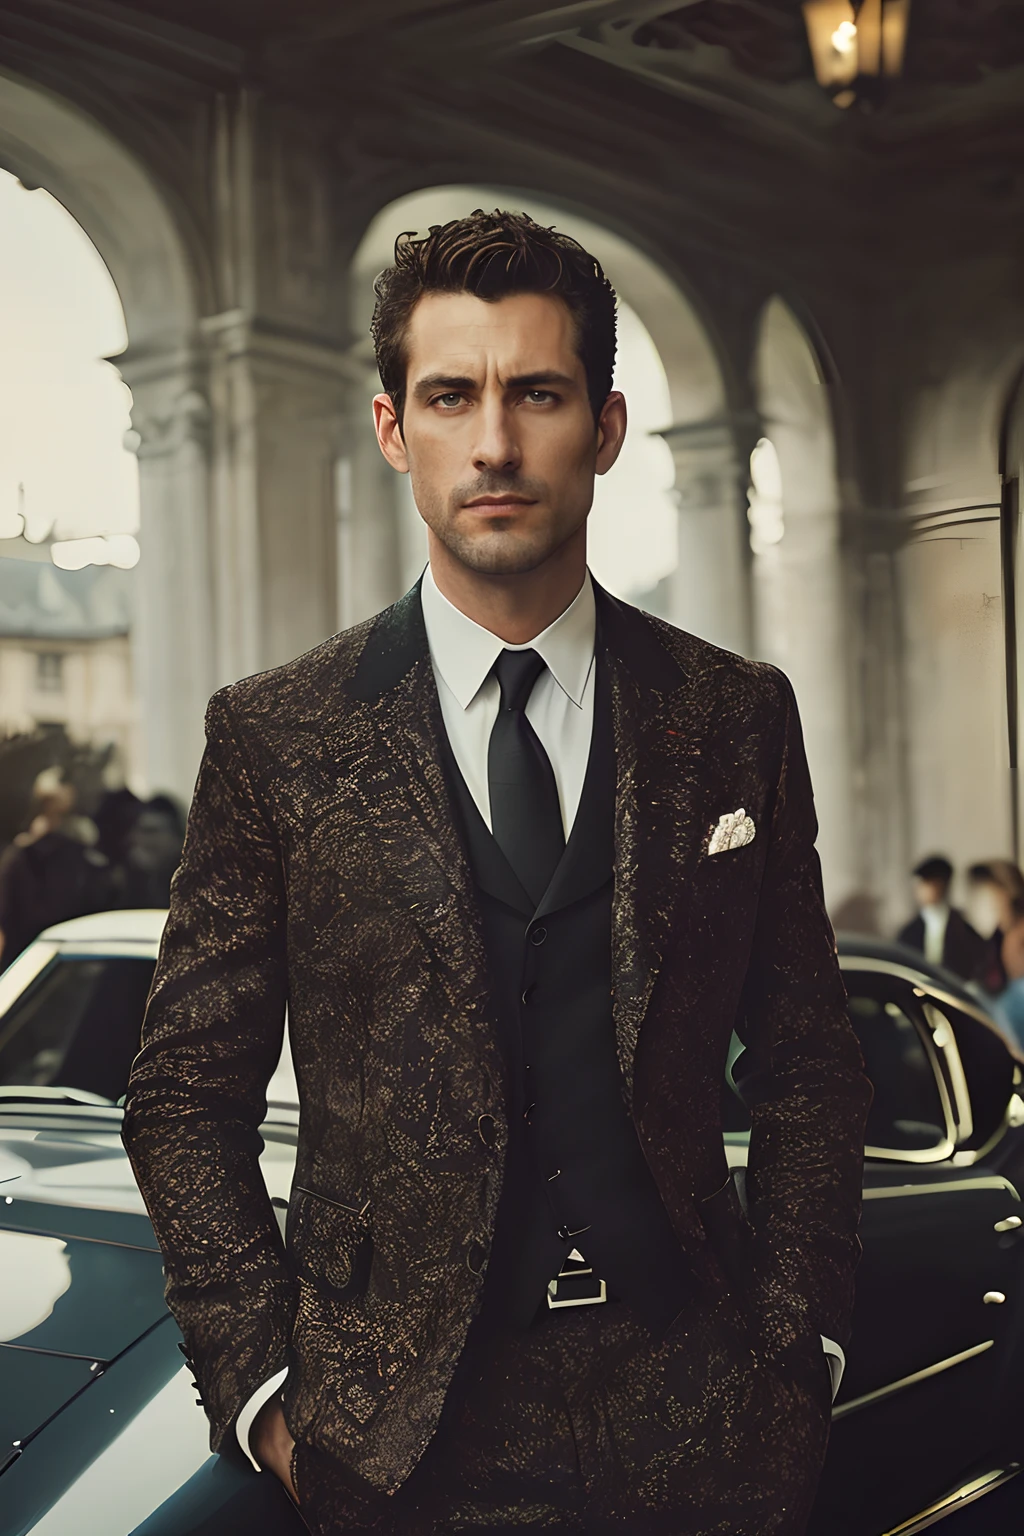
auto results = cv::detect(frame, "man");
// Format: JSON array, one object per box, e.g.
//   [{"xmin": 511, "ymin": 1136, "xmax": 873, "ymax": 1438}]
[
  {"xmin": 897, "ymin": 854, "xmax": 984, "ymax": 981},
  {"xmin": 123, "ymin": 211, "xmax": 872, "ymax": 1535},
  {"xmin": 0, "ymin": 773, "xmax": 110, "ymax": 971}
]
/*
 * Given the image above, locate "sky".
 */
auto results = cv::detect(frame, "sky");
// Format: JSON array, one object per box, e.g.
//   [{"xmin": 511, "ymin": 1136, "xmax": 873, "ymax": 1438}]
[{"xmin": 0, "ymin": 168, "xmax": 139, "ymax": 546}]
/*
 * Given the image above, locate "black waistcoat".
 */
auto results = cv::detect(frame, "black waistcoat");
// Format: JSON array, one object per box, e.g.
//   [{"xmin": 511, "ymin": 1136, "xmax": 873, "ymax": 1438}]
[{"xmin": 436, "ymin": 653, "xmax": 692, "ymax": 1336}]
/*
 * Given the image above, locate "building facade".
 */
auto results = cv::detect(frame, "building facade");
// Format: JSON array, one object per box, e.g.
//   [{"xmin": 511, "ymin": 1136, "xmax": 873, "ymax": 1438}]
[{"xmin": 0, "ymin": 556, "xmax": 139, "ymax": 785}]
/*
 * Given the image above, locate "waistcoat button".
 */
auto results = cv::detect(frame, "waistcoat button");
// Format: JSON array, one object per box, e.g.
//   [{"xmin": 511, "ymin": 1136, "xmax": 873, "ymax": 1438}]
[{"xmin": 477, "ymin": 1113, "xmax": 497, "ymax": 1147}]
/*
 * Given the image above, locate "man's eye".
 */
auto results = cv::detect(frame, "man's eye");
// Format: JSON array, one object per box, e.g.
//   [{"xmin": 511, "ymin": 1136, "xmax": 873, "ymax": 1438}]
[
  {"xmin": 525, "ymin": 390, "xmax": 555, "ymax": 404},
  {"xmin": 434, "ymin": 393, "xmax": 465, "ymax": 409}
]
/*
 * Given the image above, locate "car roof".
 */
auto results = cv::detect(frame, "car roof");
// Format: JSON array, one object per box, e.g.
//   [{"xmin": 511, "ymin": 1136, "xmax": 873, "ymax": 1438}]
[
  {"xmin": 40, "ymin": 909, "xmax": 169, "ymax": 944},
  {"xmin": 836, "ymin": 930, "xmax": 985, "ymax": 1011}
]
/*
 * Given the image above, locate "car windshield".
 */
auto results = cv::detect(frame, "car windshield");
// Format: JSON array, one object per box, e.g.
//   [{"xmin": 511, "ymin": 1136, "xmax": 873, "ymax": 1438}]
[{"xmin": 0, "ymin": 954, "xmax": 156, "ymax": 1104}]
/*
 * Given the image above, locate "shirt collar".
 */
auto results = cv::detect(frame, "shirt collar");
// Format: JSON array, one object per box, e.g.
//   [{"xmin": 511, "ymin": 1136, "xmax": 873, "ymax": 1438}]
[{"xmin": 420, "ymin": 563, "xmax": 596, "ymax": 711}]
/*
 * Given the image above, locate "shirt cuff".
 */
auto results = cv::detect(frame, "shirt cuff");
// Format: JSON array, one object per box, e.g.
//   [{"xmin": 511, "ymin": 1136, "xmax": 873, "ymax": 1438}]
[
  {"xmin": 235, "ymin": 1368, "xmax": 289, "ymax": 1470},
  {"xmin": 820, "ymin": 1335, "xmax": 845, "ymax": 1402}
]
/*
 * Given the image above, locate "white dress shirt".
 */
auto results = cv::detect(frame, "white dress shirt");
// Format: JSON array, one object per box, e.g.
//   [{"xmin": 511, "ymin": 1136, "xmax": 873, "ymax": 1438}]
[
  {"xmin": 922, "ymin": 903, "xmax": 950, "ymax": 966},
  {"xmin": 420, "ymin": 561, "xmax": 596, "ymax": 836},
  {"xmin": 237, "ymin": 563, "xmax": 842, "ymax": 1465}
]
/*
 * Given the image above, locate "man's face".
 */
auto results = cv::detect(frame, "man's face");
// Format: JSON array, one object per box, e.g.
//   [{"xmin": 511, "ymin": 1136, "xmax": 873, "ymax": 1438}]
[
  {"xmin": 914, "ymin": 876, "xmax": 947, "ymax": 910},
  {"xmin": 373, "ymin": 291, "xmax": 625, "ymax": 575}
]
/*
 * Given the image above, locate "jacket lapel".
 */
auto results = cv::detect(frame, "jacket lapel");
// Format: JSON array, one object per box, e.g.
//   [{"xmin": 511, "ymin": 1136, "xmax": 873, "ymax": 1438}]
[
  {"xmin": 342, "ymin": 584, "xmax": 504, "ymax": 1098},
  {"xmin": 596, "ymin": 585, "xmax": 707, "ymax": 1109}
]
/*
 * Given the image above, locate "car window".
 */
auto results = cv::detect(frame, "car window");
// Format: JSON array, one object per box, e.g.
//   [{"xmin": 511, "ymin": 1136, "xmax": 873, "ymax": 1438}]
[
  {"xmin": 846, "ymin": 985, "xmax": 949, "ymax": 1153},
  {"xmin": 920, "ymin": 993, "xmax": 1017, "ymax": 1153},
  {"xmin": 723, "ymin": 975, "xmax": 952, "ymax": 1156},
  {"xmin": 0, "ymin": 956, "xmax": 155, "ymax": 1103}
]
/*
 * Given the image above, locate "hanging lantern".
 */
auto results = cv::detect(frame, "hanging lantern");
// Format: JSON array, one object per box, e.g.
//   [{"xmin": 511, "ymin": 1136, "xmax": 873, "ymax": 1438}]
[{"xmin": 802, "ymin": 0, "xmax": 911, "ymax": 108}]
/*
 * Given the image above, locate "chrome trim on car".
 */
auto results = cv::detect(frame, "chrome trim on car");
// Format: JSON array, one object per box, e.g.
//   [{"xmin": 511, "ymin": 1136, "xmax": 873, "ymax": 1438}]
[
  {"xmin": 922, "ymin": 1002, "xmax": 973, "ymax": 1142},
  {"xmin": 831, "ymin": 1339, "xmax": 994, "ymax": 1422},
  {"xmin": 861, "ymin": 1175, "xmax": 1020, "ymax": 1201},
  {"xmin": 881, "ymin": 1462, "xmax": 1021, "ymax": 1535}
]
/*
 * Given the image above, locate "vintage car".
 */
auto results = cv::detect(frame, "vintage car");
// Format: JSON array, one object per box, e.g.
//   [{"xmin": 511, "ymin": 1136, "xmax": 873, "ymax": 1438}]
[{"xmin": 0, "ymin": 911, "xmax": 1023, "ymax": 1535}]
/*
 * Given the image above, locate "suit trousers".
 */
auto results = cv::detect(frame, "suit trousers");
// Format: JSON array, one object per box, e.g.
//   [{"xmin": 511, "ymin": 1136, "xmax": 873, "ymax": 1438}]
[{"xmin": 290, "ymin": 1286, "xmax": 834, "ymax": 1536}]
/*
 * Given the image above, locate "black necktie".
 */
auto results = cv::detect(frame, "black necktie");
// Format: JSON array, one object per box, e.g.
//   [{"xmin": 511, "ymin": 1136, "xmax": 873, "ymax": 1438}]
[{"xmin": 488, "ymin": 648, "xmax": 566, "ymax": 906}]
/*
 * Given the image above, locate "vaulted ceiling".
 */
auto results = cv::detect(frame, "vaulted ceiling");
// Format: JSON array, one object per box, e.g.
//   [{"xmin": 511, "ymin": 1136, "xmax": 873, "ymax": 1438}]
[{"xmin": 3, "ymin": 0, "xmax": 1024, "ymax": 282}]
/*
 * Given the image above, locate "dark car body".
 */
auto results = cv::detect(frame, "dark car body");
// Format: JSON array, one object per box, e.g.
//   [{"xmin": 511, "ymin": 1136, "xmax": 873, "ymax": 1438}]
[{"xmin": 1, "ymin": 916, "xmax": 1023, "ymax": 1535}]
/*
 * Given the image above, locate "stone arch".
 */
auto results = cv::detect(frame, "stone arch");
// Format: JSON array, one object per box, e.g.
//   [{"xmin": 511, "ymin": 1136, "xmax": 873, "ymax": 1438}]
[
  {"xmin": 752, "ymin": 296, "xmax": 854, "ymax": 910},
  {"xmin": 0, "ymin": 69, "xmax": 211, "ymax": 803},
  {"xmin": 0, "ymin": 70, "xmax": 198, "ymax": 349},
  {"xmin": 343, "ymin": 184, "xmax": 750, "ymax": 651}
]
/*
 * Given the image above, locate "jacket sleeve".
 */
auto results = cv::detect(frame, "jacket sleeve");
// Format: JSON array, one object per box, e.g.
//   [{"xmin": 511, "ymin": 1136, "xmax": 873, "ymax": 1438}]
[
  {"xmin": 121, "ymin": 688, "xmax": 296, "ymax": 1453},
  {"xmin": 735, "ymin": 671, "xmax": 873, "ymax": 1356}
]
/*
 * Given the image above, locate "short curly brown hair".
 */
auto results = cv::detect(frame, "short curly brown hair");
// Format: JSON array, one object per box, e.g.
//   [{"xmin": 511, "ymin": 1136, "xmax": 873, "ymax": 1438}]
[{"xmin": 370, "ymin": 209, "xmax": 617, "ymax": 424}]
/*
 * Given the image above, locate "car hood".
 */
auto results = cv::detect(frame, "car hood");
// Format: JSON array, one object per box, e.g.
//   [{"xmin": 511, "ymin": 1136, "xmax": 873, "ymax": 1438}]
[
  {"xmin": 0, "ymin": 1111, "xmax": 297, "ymax": 1460},
  {"xmin": 0, "ymin": 1121, "xmax": 166, "ymax": 1455}
]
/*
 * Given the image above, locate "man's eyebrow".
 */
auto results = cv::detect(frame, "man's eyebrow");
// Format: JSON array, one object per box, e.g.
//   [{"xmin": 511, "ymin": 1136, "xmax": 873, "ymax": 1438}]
[
  {"xmin": 503, "ymin": 371, "xmax": 577, "ymax": 390},
  {"xmin": 410, "ymin": 369, "xmax": 579, "ymax": 399},
  {"xmin": 411, "ymin": 374, "xmax": 477, "ymax": 398}
]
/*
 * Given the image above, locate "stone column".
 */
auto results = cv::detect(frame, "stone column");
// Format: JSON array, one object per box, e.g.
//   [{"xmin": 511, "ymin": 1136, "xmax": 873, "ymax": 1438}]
[
  {"xmin": 338, "ymin": 369, "xmax": 406, "ymax": 627},
  {"xmin": 200, "ymin": 312, "xmax": 361, "ymax": 676},
  {"xmin": 751, "ymin": 462, "xmax": 858, "ymax": 918},
  {"xmin": 844, "ymin": 525, "xmax": 912, "ymax": 936},
  {"xmin": 656, "ymin": 417, "xmax": 754, "ymax": 656},
  {"xmin": 125, "ymin": 321, "xmax": 362, "ymax": 805},
  {"xmin": 123, "ymin": 352, "xmax": 216, "ymax": 806}
]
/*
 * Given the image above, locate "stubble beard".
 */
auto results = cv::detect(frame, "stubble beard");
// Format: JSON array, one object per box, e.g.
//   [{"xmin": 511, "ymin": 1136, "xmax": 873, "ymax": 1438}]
[{"xmin": 432, "ymin": 513, "xmax": 570, "ymax": 576}]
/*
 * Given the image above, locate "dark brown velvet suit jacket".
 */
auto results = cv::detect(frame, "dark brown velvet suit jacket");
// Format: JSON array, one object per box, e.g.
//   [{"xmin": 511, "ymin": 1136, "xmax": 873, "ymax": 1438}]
[{"xmin": 122, "ymin": 580, "xmax": 872, "ymax": 1498}]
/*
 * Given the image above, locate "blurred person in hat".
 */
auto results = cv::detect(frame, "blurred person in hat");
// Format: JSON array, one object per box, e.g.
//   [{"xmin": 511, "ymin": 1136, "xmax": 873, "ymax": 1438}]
[
  {"xmin": 0, "ymin": 769, "xmax": 111, "ymax": 971},
  {"xmin": 896, "ymin": 854, "xmax": 984, "ymax": 981}
]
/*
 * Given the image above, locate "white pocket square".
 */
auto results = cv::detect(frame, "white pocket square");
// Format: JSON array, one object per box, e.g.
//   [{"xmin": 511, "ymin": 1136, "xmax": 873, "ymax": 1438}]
[{"xmin": 708, "ymin": 808, "xmax": 756, "ymax": 856}]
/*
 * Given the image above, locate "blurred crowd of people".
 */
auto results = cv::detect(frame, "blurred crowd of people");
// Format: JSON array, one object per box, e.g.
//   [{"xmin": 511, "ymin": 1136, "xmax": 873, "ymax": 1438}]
[
  {"xmin": 897, "ymin": 852, "xmax": 1024, "ymax": 1048},
  {"xmin": 0, "ymin": 770, "xmax": 184, "ymax": 972}
]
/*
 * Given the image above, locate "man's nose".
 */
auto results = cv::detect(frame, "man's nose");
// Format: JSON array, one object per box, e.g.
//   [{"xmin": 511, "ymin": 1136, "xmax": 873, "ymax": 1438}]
[{"xmin": 472, "ymin": 401, "xmax": 521, "ymax": 473}]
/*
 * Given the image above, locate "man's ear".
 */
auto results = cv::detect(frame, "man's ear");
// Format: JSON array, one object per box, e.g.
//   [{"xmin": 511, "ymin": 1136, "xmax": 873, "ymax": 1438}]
[
  {"xmin": 595, "ymin": 391, "xmax": 627, "ymax": 476},
  {"xmin": 373, "ymin": 393, "xmax": 409, "ymax": 473}
]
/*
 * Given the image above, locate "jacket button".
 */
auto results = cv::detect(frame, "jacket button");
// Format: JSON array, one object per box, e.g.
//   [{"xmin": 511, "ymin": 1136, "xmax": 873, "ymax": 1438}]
[
  {"xmin": 523, "ymin": 1102, "xmax": 536, "ymax": 1123},
  {"xmin": 530, "ymin": 927, "xmax": 547, "ymax": 946},
  {"xmin": 477, "ymin": 1114, "xmax": 497, "ymax": 1147},
  {"xmin": 467, "ymin": 1240, "xmax": 487, "ymax": 1275}
]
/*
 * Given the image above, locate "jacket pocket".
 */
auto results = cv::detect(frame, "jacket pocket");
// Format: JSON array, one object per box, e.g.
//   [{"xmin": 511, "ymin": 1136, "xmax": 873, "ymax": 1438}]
[{"xmin": 287, "ymin": 1184, "xmax": 372, "ymax": 1302}]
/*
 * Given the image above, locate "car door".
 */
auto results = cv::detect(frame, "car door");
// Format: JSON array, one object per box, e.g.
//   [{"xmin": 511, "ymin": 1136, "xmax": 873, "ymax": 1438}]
[{"xmin": 808, "ymin": 962, "xmax": 1024, "ymax": 1536}]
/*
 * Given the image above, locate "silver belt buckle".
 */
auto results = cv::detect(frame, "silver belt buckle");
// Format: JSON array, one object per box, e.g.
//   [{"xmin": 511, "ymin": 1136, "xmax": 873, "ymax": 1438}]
[{"xmin": 546, "ymin": 1247, "xmax": 607, "ymax": 1310}]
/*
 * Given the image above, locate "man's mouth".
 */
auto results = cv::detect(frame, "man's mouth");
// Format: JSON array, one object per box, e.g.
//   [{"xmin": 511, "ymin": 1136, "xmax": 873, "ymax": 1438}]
[{"xmin": 462, "ymin": 495, "xmax": 537, "ymax": 509}]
